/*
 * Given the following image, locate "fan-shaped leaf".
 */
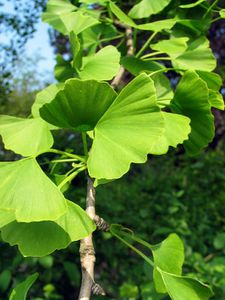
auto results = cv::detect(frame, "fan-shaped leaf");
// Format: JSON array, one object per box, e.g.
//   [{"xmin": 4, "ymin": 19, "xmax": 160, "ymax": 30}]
[
  {"xmin": 40, "ymin": 79, "xmax": 117, "ymax": 131},
  {"xmin": 0, "ymin": 158, "xmax": 67, "ymax": 222},
  {"xmin": 150, "ymin": 112, "xmax": 191, "ymax": 155},
  {"xmin": 0, "ymin": 116, "xmax": 53, "ymax": 156},
  {"xmin": 158, "ymin": 270, "xmax": 213, "ymax": 300},
  {"xmin": 1, "ymin": 201, "xmax": 95, "ymax": 257},
  {"xmin": 79, "ymin": 46, "xmax": 121, "ymax": 81},
  {"xmin": 87, "ymin": 74, "xmax": 164, "ymax": 180},
  {"xmin": 129, "ymin": 0, "xmax": 172, "ymax": 19},
  {"xmin": 171, "ymin": 71, "xmax": 214, "ymax": 155},
  {"xmin": 45, "ymin": 0, "xmax": 76, "ymax": 14}
]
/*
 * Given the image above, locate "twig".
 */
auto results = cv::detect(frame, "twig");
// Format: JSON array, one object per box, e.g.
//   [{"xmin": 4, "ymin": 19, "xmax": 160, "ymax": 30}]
[
  {"xmin": 79, "ymin": 177, "xmax": 105, "ymax": 299},
  {"xmin": 111, "ymin": 26, "xmax": 134, "ymax": 88}
]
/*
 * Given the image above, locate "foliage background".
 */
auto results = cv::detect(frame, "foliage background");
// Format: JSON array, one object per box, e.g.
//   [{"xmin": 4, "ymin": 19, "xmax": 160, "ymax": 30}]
[{"xmin": 0, "ymin": 0, "xmax": 225, "ymax": 299}]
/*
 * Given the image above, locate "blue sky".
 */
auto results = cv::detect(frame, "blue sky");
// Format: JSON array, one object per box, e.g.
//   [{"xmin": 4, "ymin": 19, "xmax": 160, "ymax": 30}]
[{"xmin": 1, "ymin": 1, "xmax": 55, "ymax": 83}]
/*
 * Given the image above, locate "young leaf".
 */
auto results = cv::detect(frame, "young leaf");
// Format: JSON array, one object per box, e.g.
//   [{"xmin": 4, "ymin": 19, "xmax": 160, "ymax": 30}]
[
  {"xmin": 79, "ymin": 46, "xmax": 121, "ymax": 81},
  {"xmin": 151, "ymin": 37, "xmax": 189, "ymax": 58},
  {"xmin": 109, "ymin": 1, "xmax": 136, "ymax": 28},
  {"xmin": 170, "ymin": 71, "xmax": 214, "ymax": 155},
  {"xmin": 87, "ymin": 74, "xmax": 164, "ymax": 180},
  {"xmin": 40, "ymin": 79, "xmax": 117, "ymax": 131},
  {"xmin": 1, "ymin": 201, "xmax": 96, "ymax": 257},
  {"xmin": 32, "ymin": 83, "xmax": 64, "ymax": 118},
  {"xmin": 219, "ymin": 9, "xmax": 225, "ymax": 18},
  {"xmin": 129, "ymin": 0, "xmax": 172, "ymax": 19},
  {"xmin": 151, "ymin": 234, "xmax": 184, "ymax": 293},
  {"xmin": 9, "ymin": 273, "xmax": 38, "ymax": 300},
  {"xmin": 0, "ymin": 158, "xmax": 67, "ymax": 222},
  {"xmin": 0, "ymin": 116, "xmax": 53, "ymax": 156},
  {"xmin": 158, "ymin": 269, "xmax": 213, "ymax": 300},
  {"xmin": 44, "ymin": 0, "xmax": 76, "ymax": 14},
  {"xmin": 179, "ymin": 0, "xmax": 206, "ymax": 8},
  {"xmin": 152, "ymin": 74, "xmax": 174, "ymax": 108},
  {"xmin": 150, "ymin": 112, "xmax": 191, "ymax": 155}
]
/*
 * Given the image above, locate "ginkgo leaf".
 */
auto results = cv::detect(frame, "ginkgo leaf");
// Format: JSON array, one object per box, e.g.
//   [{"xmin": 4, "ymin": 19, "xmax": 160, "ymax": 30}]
[
  {"xmin": 40, "ymin": 79, "xmax": 117, "ymax": 131},
  {"xmin": 152, "ymin": 74, "xmax": 174, "ymax": 108},
  {"xmin": 109, "ymin": 2, "xmax": 176, "ymax": 32},
  {"xmin": 196, "ymin": 71, "xmax": 224, "ymax": 110},
  {"xmin": 0, "ymin": 116, "xmax": 53, "ymax": 156},
  {"xmin": 79, "ymin": 46, "xmax": 121, "ymax": 81},
  {"xmin": 9, "ymin": 273, "xmax": 38, "ymax": 300},
  {"xmin": 0, "ymin": 158, "xmax": 67, "ymax": 222},
  {"xmin": 0, "ymin": 210, "xmax": 14, "ymax": 228},
  {"xmin": 171, "ymin": 71, "xmax": 214, "ymax": 155},
  {"xmin": 220, "ymin": 9, "xmax": 225, "ymax": 18},
  {"xmin": 151, "ymin": 234, "xmax": 184, "ymax": 293},
  {"xmin": 150, "ymin": 112, "xmax": 191, "ymax": 155},
  {"xmin": 129, "ymin": 0, "xmax": 172, "ymax": 19},
  {"xmin": 1, "ymin": 201, "xmax": 95, "ymax": 257},
  {"xmin": 43, "ymin": 11, "xmax": 99, "ymax": 35},
  {"xmin": 151, "ymin": 37, "xmax": 189, "ymax": 58},
  {"xmin": 32, "ymin": 83, "xmax": 64, "ymax": 118},
  {"xmin": 179, "ymin": 0, "xmax": 206, "ymax": 8},
  {"xmin": 87, "ymin": 74, "xmax": 164, "ymax": 180},
  {"xmin": 54, "ymin": 54, "xmax": 75, "ymax": 82},
  {"xmin": 158, "ymin": 270, "xmax": 213, "ymax": 300},
  {"xmin": 45, "ymin": 0, "xmax": 76, "ymax": 14}
]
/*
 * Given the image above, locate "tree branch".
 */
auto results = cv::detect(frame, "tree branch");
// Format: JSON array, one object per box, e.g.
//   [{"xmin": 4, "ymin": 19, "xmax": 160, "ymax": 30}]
[{"xmin": 111, "ymin": 26, "xmax": 134, "ymax": 88}]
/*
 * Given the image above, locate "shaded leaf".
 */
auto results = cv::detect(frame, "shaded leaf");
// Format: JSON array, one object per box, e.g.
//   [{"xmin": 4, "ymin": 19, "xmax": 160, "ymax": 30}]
[
  {"xmin": 1, "ymin": 201, "xmax": 95, "ymax": 257},
  {"xmin": 171, "ymin": 71, "xmax": 214, "ymax": 155},
  {"xmin": 9, "ymin": 273, "xmax": 38, "ymax": 300},
  {"xmin": 0, "ymin": 158, "xmax": 67, "ymax": 222},
  {"xmin": 40, "ymin": 79, "xmax": 117, "ymax": 131},
  {"xmin": 54, "ymin": 54, "xmax": 75, "ymax": 82},
  {"xmin": 0, "ymin": 116, "xmax": 53, "ymax": 156},
  {"xmin": 179, "ymin": 0, "xmax": 206, "ymax": 8}
]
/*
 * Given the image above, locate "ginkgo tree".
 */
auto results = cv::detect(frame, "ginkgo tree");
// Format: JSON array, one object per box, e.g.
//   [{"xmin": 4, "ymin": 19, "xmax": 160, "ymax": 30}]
[{"xmin": 1, "ymin": 0, "xmax": 225, "ymax": 299}]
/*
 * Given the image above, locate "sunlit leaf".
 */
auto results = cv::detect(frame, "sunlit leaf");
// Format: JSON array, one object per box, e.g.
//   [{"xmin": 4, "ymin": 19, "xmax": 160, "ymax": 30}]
[
  {"xmin": 129, "ymin": 0, "xmax": 172, "ymax": 19},
  {"xmin": 171, "ymin": 71, "xmax": 214, "ymax": 155},
  {"xmin": 40, "ymin": 79, "xmax": 117, "ymax": 131},
  {"xmin": 150, "ymin": 112, "xmax": 191, "ymax": 155},
  {"xmin": 137, "ymin": 19, "xmax": 176, "ymax": 32},
  {"xmin": 151, "ymin": 37, "xmax": 189, "ymax": 58},
  {"xmin": 88, "ymin": 74, "xmax": 164, "ymax": 180},
  {"xmin": 1, "ymin": 201, "xmax": 95, "ymax": 257},
  {"xmin": 79, "ymin": 46, "xmax": 121, "ymax": 81},
  {"xmin": 0, "ymin": 158, "xmax": 67, "ymax": 222},
  {"xmin": 179, "ymin": 0, "xmax": 206, "ymax": 8},
  {"xmin": 152, "ymin": 74, "xmax": 174, "ymax": 108},
  {"xmin": 0, "ymin": 116, "xmax": 53, "ymax": 156},
  {"xmin": 219, "ymin": 9, "xmax": 225, "ymax": 18},
  {"xmin": 45, "ymin": 0, "xmax": 76, "ymax": 14},
  {"xmin": 9, "ymin": 273, "xmax": 38, "ymax": 300}
]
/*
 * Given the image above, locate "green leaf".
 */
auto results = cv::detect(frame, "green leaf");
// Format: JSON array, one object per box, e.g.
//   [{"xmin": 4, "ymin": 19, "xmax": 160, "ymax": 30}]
[
  {"xmin": 213, "ymin": 233, "xmax": 225, "ymax": 250},
  {"xmin": 129, "ymin": 0, "xmax": 172, "ymax": 19},
  {"xmin": 152, "ymin": 74, "xmax": 174, "ymax": 108},
  {"xmin": 174, "ymin": 37, "xmax": 216, "ymax": 72},
  {"xmin": 54, "ymin": 54, "xmax": 75, "ymax": 82},
  {"xmin": 45, "ymin": 0, "xmax": 76, "ymax": 14},
  {"xmin": 1, "ymin": 201, "xmax": 95, "ymax": 257},
  {"xmin": 42, "ymin": 11, "xmax": 99, "ymax": 35},
  {"xmin": 79, "ymin": 46, "xmax": 121, "ymax": 81},
  {"xmin": 219, "ymin": 9, "xmax": 225, "ymax": 18},
  {"xmin": 171, "ymin": 71, "xmax": 214, "ymax": 155},
  {"xmin": 179, "ymin": 0, "xmax": 206, "ymax": 8},
  {"xmin": 32, "ymin": 83, "xmax": 64, "ymax": 118},
  {"xmin": 137, "ymin": 19, "xmax": 176, "ymax": 32},
  {"xmin": 151, "ymin": 37, "xmax": 189, "ymax": 58},
  {"xmin": 0, "ymin": 210, "xmax": 14, "ymax": 227},
  {"xmin": 196, "ymin": 71, "xmax": 224, "ymax": 110},
  {"xmin": 40, "ymin": 79, "xmax": 117, "ymax": 131},
  {"xmin": 109, "ymin": 2, "xmax": 136, "ymax": 27},
  {"xmin": 150, "ymin": 112, "xmax": 191, "ymax": 155},
  {"xmin": 0, "ymin": 158, "xmax": 67, "ymax": 222},
  {"xmin": 121, "ymin": 56, "xmax": 163, "ymax": 76},
  {"xmin": 158, "ymin": 270, "xmax": 213, "ymax": 300},
  {"xmin": 87, "ymin": 74, "xmax": 164, "ymax": 180},
  {"xmin": 9, "ymin": 273, "xmax": 38, "ymax": 300},
  {"xmin": 0, "ymin": 116, "xmax": 53, "ymax": 156},
  {"xmin": 151, "ymin": 234, "xmax": 184, "ymax": 293},
  {"xmin": 70, "ymin": 32, "xmax": 82, "ymax": 70},
  {"xmin": 0, "ymin": 270, "xmax": 11, "ymax": 292}
]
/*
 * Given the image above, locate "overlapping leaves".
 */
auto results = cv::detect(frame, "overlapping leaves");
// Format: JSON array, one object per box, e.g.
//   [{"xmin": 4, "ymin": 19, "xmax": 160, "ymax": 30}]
[{"xmin": 110, "ymin": 225, "xmax": 213, "ymax": 300}]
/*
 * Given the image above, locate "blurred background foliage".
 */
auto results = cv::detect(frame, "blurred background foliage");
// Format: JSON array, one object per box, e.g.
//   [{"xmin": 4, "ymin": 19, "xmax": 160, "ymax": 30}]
[{"xmin": 0, "ymin": 0, "xmax": 225, "ymax": 299}]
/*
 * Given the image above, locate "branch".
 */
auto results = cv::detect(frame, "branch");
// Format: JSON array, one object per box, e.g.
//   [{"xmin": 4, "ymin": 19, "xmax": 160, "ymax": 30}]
[
  {"xmin": 79, "ymin": 177, "xmax": 105, "ymax": 299},
  {"xmin": 111, "ymin": 26, "xmax": 134, "ymax": 88}
]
